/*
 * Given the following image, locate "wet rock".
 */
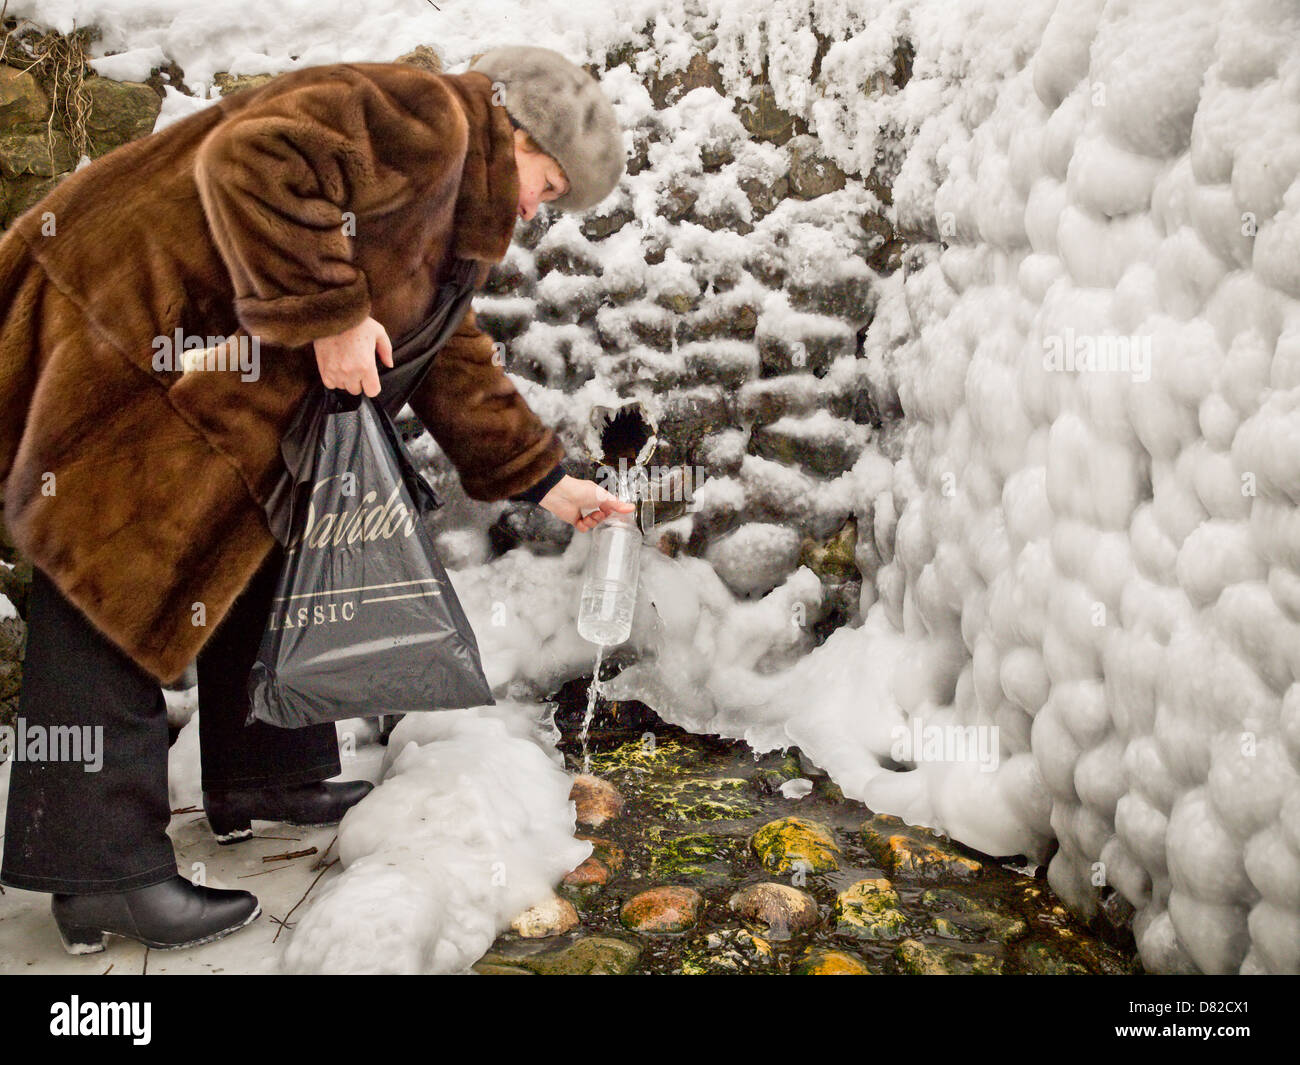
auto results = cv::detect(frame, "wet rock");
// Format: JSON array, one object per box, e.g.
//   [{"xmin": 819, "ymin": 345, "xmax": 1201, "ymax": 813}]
[
  {"xmin": 920, "ymin": 888, "xmax": 1029, "ymax": 942},
  {"xmin": 478, "ymin": 936, "xmax": 642, "ymax": 975},
  {"xmin": 750, "ymin": 816, "xmax": 842, "ymax": 874},
  {"xmin": 1016, "ymin": 941, "xmax": 1089, "ymax": 975},
  {"xmin": 656, "ymin": 386, "xmax": 730, "ymax": 467},
  {"xmin": 756, "ymin": 330, "xmax": 851, "ymax": 378},
  {"xmin": 834, "ymin": 878, "xmax": 907, "ymax": 941},
  {"xmin": 861, "ymin": 814, "xmax": 984, "ymax": 879},
  {"xmin": 473, "ymin": 962, "xmax": 534, "ymax": 975},
  {"xmin": 751, "ymin": 751, "xmax": 804, "ymax": 794},
  {"xmin": 576, "ymin": 834, "xmax": 626, "ymax": 873},
  {"xmin": 787, "ymin": 135, "xmax": 847, "ymax": 199},
  {"xmin": 739, "ymin": 84, "xmax": 797, "ymax": 146},
  {"xmin": 511, "ymin": 894, "xmax": 580, "ymax": 938},
  {"xmin": 0, "ymin": 68, "xmax": 50, "ymax": 134},
  {"xmin": 895, "ymin": 938, "xmax": 1003, "ymax": 975},
  {"xmin": 561, "ymin": 856, "xmax": 610, "ymax": 892},
  {"xmin": 395, "ymin": 45, "xmax": 443, "ymax": 73},
  {"xmin": 736, "ymin": 376, "xmax": 821, "ymax": 428},
  {"xmin": 85, "ymin": 78, "xmax": 162, "ymax": 153},
  {"xmin": 620, "ymin": 886, "xmax": 703, "ymax": 934},
  {"xmin": 682, "ymin": 928, "xmax": 774, "ymax": 974},
  {"xmin": 646, "ymin": 777, "xmax": 759, "ymax": 823},
  {"xmin": 648, "ymin": 829, "xmax": 737, "ymax": 884},
  {"xmin": 570, "ymin": 775, "xmax": 624, "ymax": 828},
  {"xmin": 650, "ymin": 52, "xmax": 724, "ymax": 109},
  {"xmin": 0, "ymin": 131, "xmax": 75, "ymax": 178},
  {"xmin": 794, "ymin": 948, "xmax": 874, "ymax": 975},
  {"xmin": 728, "ymin": 882, "xmax": 820, "ymax": 939}
]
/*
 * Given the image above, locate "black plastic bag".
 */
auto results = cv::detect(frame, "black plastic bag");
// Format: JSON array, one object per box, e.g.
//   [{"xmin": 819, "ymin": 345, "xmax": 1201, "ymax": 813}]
[
  {"xmin": 247, "ymin": 384, "xmax": 496, "ymax": 727},
  {"xmin": 247, "ymin": 257, "xmax": 494, "ymax": 728}
]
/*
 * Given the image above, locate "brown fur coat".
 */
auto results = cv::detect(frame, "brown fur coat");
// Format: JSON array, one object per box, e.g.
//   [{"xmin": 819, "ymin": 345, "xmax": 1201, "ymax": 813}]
[{"xmin": 0, "ymin": 62, "xmax": 565, "ymax": 684}]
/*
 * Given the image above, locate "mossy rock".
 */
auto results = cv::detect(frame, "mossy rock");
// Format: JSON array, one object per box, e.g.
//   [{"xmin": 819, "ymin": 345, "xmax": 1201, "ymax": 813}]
[
  {"xmin": 794, "ymin": 948, "xmax": 874, "ymax": 975},
  {"xmin": 587, "ymin": 737, "xmax": 701, "ymax": 778},
  {"xmin": 84, "ymin": 77, "xmax": 161, "ymax": 153},
  {"xmin": 860, "ymin": 814, "xmax": 983, "ymax": 880},
  {"xmin": 477, "ymin": 936, "xmax": 642, "ymax": 975},
  {"xmin": 750, "ymin": 817, "xmax": 841, "ymax": 874},
  {"xmin": 647, "ymin": 829, "xmax": 738, "ymax": 884},
  {"xmin": 894, "ymin": 938, "xmax": 1003, "ymax": 975},
  {"xmin": 833, "ymin": 878, "xmax": 907, "ymax": 941},
  {"xmin": 920, "ymin": 888, "xmax": 1029, "ymax": 943},
  {"xmin": 1015, "ymin": 940, "xmax": 1090, "ymax": 975},
  {"xmin": 645, "ymin": 777, "xmax": 760, "ymax": 823}
]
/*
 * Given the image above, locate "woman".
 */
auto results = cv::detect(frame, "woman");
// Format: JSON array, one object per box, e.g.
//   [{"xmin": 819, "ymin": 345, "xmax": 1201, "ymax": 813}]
[{"xmin": 0, "ymin": 45, "xmax": 631, "ymax": 953}]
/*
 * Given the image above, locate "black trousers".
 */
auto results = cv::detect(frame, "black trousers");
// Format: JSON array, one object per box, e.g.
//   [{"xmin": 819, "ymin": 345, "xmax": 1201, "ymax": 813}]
[{"xmin": 0, "ymin": 545, "xmax": 341, "ymax": 895}]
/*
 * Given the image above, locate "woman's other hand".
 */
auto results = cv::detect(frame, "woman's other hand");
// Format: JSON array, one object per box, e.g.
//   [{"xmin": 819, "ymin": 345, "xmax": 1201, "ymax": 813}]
[
  {"xmin": 539, "ymin": 475, "xmax": 636, "ymax": 531},
  {"xmin": 313, "ymin": 316, "xmax": 394, "ymax": 395}
]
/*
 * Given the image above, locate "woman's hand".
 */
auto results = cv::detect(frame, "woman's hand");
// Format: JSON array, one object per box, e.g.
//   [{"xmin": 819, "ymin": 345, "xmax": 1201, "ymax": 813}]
[
  {"xmin": 540, "ymin": 475, "xmax": 636, "ymax": 532},
  {"xmin": 314, "ymin": 316, "xmax": 393, "ymax": 395}
]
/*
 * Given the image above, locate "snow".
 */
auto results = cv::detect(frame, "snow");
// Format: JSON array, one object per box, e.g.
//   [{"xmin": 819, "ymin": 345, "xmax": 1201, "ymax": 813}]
[{"xmin": 3, "ymin": 0, "xmax": 1299, "ymax": 975}]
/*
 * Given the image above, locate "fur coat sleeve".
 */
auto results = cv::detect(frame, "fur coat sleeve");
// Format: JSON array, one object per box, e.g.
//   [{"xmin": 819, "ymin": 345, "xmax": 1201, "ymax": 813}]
[{"xmin": 191, "ymin": 63, "xmax": 565, "ymax": 501}]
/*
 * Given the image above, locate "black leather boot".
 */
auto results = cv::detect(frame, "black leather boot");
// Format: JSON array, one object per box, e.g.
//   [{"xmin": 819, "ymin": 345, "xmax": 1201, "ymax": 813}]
[
  {"xmin": 203, "ymin": 779, "xmax": 374, "ymax": 845},
  {"xmin": 52, "ymin": 875, "xmax": 260, "ymax": 954}
]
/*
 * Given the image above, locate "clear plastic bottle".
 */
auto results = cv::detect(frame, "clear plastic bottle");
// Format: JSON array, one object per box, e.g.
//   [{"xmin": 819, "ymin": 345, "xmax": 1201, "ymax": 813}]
[{"xmin": 577, "ymin": 469, "xmax": 641, "ymax": 645}]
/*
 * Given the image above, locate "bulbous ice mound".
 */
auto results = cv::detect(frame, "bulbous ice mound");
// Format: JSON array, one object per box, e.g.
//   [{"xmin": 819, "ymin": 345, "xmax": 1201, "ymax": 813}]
[{"xmin": 603, "ymin": 0, "xmax": 1300, "ymax": 975}]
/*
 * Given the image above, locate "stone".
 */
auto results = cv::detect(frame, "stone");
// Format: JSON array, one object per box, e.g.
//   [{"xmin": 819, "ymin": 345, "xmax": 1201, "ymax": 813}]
[
  {"xmin": 682, "ymin": 928, "xmax": 774, "ymax": 974},
  {"xmin": 787, "ymin": 135, "xmax": 847, "ymax": 199},
  {"xmin": 478, "ymin": 936, "xmax": 641, "ymax": 975},
  {"xmin": 739, "ymin": 84, "xmax": 797, "ymax": 146},
  {"xmin": 786, "ymin": 273, "xmax": 875, "ymax": 320},
  {"xmin": 794, "ymin": 948, "xmax": 874, "ymax": 975},
  {"xmin": 620, "ymin": 886, "xmax": 703, "ymax": 934},
  {"xmin": 561, "ymin": 856, "xmax": 610, "ymax": 890},
  {"xmin": 749, "ymin": 816, "xmax": 841, "ymax": 874},
  {"xmin": 0, "ymin": 68, "xmax": 51, "ymax": 134},
  {"xmin": 511, "ymin": 893, "xmax": 580, "ymax": 938},
  {"xmin": 728, "ymin": 882, "xmax": 820, "ymax": 940},
  {"xmin": 659, "ymin": 178, "xmax": 698, "ymax": 223},
  {"xmin": 656, "ymin": 386, "xmax": 730, "ymax": 466},
  {"xmin": 0, "ymin": 131, "xmax": 75, "ymax": 179},
  {"xmin": 649, "ymin": 52, "xmax": 724, "ymax": 109},
  {"xmin": 700, "ymin": 140, "xmax": 734, "ymax": 171},
  {"xmin": 472, "ymin": 962, "xmax": 534, "ymax": 975},
  {"xmin": 750, "ymin": 418, "xmax": 869, "ymax": 477},
  {"xmin": 860, "ymin": 814, "xmax": 984, "ymax": 880},
  {"xmin": 395, "ymin": 45, "xmax": 443, "ymax": 73},
  {"xmin": 834, "ymin": 878, "xmax": 907, "ymax": 941},
  {"xmin": 1016, "ymin": 941, "xmax": 1090, "ymax": 975},
  {"xmin": 84, "ymin": 78, "xmax": 162, "ymax": 153},
  {"xmin": 581, "ymin": 202, "xmax": 635, "ymax": 240},
  {"xmin": 736, "ymin": 377, "xmax": 821, "ymax": 427},
  {"xmin": 756, "ymin": 331, "xmax": 851, "ymax": 378},
  {"xmin": 739, "ymin": 174, "xmax": 789, "ymax": 220},
  {"xmin": 570, "ymin": 775, "xmax": 624, "ymax": 828},
  {"xmin": 895, "ymin": 938, "xmax": 1003, "ymax": 975},
  {"xmin": 648, "ymin": 830, "xmax": 736, "ymax": 884},
  {"xmin": 919, "ymin": 888, "xmax": 1029, "ymax": 942},
  {"xmin": 683, "ymin": 301, "xmax": 760, "ymax": 342},
  {"xmin": 213, "ymin": 72, "xmax": 275, "ymax": 96},
  {"xmin": 576, "ymin": 834, "xmax": 626, "ymax": 873},
  {"xmin": 799, "ymin": 520, "xmax": 860, "ymax": 582}
]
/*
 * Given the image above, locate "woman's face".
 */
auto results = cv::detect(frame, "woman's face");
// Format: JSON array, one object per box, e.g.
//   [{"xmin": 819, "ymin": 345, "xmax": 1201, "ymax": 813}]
[{"xmin": 513, "ymin": 129, "xmax": 570, "ymax": 221}]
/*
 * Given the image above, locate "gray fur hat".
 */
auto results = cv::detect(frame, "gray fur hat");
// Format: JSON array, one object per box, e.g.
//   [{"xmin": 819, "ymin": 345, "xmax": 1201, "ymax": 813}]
[{"xmin": 469, "ymin": 45, "xmax": 625, "ymax": 211}]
